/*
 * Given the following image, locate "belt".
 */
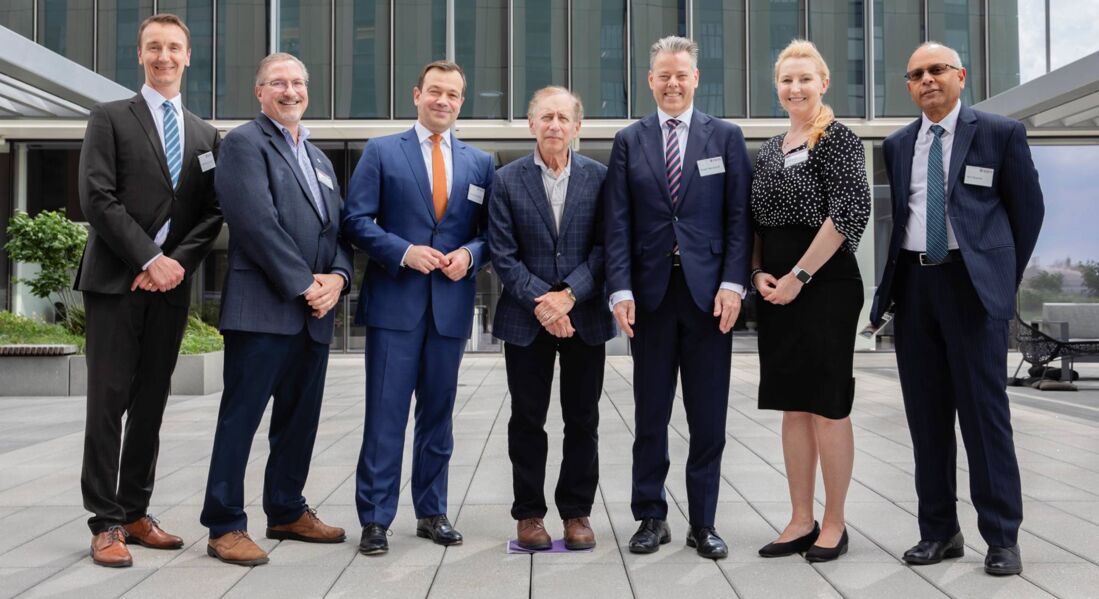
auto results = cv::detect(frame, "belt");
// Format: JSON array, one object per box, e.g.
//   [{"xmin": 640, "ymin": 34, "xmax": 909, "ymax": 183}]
[
  {"xmin": 670, "ymin": 253, "xmax": 682, "ymax": 267},
  {"xmin": 899, "ymin": 249, "xmax": 962, "ymax": 266}
]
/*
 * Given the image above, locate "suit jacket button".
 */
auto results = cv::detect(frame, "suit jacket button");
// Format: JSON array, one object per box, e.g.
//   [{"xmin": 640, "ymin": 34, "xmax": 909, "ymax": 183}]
[
  {"xmin": 673, "ymin": 216, "xmax": 679, "ymax": 222},
  {"xmin": 556, "ymin": 252, "xmax": 561, "ymax": 257}
]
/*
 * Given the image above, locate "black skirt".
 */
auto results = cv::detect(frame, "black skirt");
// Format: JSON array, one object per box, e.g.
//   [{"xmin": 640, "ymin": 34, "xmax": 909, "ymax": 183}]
[{"xmin": 756, "ymin": 226, "xmax": 863, "ymax": 419}]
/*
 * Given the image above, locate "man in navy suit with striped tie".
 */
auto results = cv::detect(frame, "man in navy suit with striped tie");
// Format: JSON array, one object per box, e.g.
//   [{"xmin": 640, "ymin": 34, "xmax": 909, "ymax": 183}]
[{"xmin": 870, "ymin": 42, "xmax": 1044, "ymax": 576}]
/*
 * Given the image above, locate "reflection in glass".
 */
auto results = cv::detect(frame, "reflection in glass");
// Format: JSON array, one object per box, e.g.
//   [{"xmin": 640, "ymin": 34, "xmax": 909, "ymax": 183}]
[
  {"xmin": 1050, "ymin": 2, "xmax": 1099, "ymax": 70},
  {"xmin": 571, "ymin": 0, "xmax": 626, "ymax": 118},
  {"xmin": 25, "ymin": 145, "xmax": 83, "ymax": 221},
  {"xmin": 334, "ymin": 0, "xmax": 390, "ymax": 118},
  {"xmin": 630, "ymin": 0, "xmax": 686, "ymax": 117},
  {"xmin": 989, "ymin": 0, "xmax": 1025, "ymax": 96},
  {"xmin": 513, "ymin": 0, "xmax": 567, "ymax": 118},
  {"xmin": 159, "ymin": 0, "xmax": 214, "ymax": 118},
  {"xmin": 927, "ymin": 0, "xmax": 985, "ymax": 106},
  {"xmin": 0, "ymin": 0, "xmax": 35, "ymax": 39},
  {"xmin": 455, "ymin": 0, "xmax": 508, "ymax": 119},
  {"xmin": 97, "ymin": 0, "xmax": 153, "ymax": 93},
  {"xmin": 809, "ymin": 0, "xmax": 865, "ymax": 118},
  {"xmin": 216, "ymin": 0, "xmax": 267, "ymax": 119},
  {"xmin": 873, "ymin": 0, "xmax": 921, "ymax": 117},
  {"xmin": 38, "ymin": 0, "xmax": 95, "ymax": 69},
  {"xmin": 280, "ymin": 0, "xmax": 331, "ymax": 119},
  {"xmin": 749, "ymin": 0, "xmax": 805, "ymax": 117},
  {"xmin": 394, "ymin": 0, "xmax": 446, "ymax": 119},
  {"xmin": 693, "ymin": 0, "xmax": 745, "ymax": 118}
]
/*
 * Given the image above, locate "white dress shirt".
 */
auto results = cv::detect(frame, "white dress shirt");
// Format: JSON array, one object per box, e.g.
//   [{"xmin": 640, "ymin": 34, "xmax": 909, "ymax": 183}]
[
  {"xmin": 140, "ymin": 84, "xmax": 185, "ymax": 269},
  {"xmin": 533, "ymin": 148, "xmax": 571, "ymax": 232},
  {"xmin": 902, "ymin": 99, "xmax": 961, "ymax": 252}
]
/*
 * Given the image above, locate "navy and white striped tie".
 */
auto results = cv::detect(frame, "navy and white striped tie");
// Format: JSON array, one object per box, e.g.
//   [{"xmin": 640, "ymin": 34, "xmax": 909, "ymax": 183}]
[
  {"xmin": 163, "ymin": 100, "xmax": 181, "ymax": 188},
  {"xmin": 665, "ymin": 119, "xmax": 682, "ymax": 204},
  {"xmin": 925, "ymin": 124, "xmax": 948, "ymax": 263}
]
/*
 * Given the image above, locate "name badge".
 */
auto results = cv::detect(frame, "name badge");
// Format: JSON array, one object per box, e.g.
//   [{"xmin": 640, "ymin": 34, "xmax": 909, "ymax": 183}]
[
  {"xmin": 964, "ymin": 165, "xmax": 994, "ymax": 187},
  {"xmin": 467, "ymin": 184, "xmax": 485, "ymax": 204},
  {"xmin": 198, "ymin": 151, "xmax": 216, "ymax": 172},
  {"xmin": 697, "ymin": 156, "xmax": 725, "ymax": 177},
  {"xmin": 315, "ymin": 169, "xmax": 335, "ymax": 190},
  {"xmin": 784, "ymin": 149, "xmax": 809, "ymax": 168}
]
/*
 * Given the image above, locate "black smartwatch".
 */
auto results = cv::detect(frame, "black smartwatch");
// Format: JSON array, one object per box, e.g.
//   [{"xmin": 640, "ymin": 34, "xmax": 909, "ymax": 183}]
[{"xmin": 792, "ymin": 265, "xmax": 812, "ymax": 284}]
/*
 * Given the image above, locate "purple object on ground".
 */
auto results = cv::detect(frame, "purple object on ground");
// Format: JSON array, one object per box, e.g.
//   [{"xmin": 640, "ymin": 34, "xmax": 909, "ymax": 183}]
[{"xmin": 506, "ymin": 539, "xmax": 593, "ymax": 554}]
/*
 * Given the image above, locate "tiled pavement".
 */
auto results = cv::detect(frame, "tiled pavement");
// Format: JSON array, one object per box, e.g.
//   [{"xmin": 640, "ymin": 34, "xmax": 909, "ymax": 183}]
[{"xmin": 1, "ymin": 352, "xmax": 1098, "ymax": 598}]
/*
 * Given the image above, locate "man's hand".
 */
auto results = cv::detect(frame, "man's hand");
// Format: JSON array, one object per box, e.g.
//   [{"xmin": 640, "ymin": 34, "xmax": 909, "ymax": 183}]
[
  {"xmin": 304, "ymin": 273, "xmax": 345, "ymax": 318},
  {"xmin": 612, "ymin": 299, "xmax": 636, "ymax": 338},
  {"xmin": 764, "ymin": 273, "xmax": 803, "ymax": 306},
  {"xmin": 145, "ymin": 255, "xmax": 185, "ymax": 291},
  {"xmin": 713, "ymin": 289, "xmax": 741, "ymax": 334},
  {"xmin": 131, "ymin": 271, "xmax": 159, "ymax": 292},
  {"xmin": 405, "ymin": 245, "xmax": 447, "ymax": 274},
  {"xmin": 545, "ymin": 314, "xmax": 575, "ymax": 338},
  {"xmin": 534, "ymin": 290, "xmax": 575, "ymax": 326},
  {"xmin": 440, "ymin": 248, "xmax": 471, "ymax": 281}
]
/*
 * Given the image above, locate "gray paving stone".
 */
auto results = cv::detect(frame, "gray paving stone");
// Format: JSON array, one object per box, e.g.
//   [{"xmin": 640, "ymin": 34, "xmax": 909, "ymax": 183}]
[
  {"xmin": 0, "ymin": 567, "xmax": 62, "ymax": 599},
  {"xmin": 813, "ymin": 562, "xmax": 949, "ymax": 598},
  {"xmin": 532, "ymin": 563, "xmax": 632, "ymax": 598},
  {"xmin": 119, "ymin": 565, "xmax": 247, "ymax": 598},
  {"xmin": 625, "ymin": 561, "xmax": 733, "ymax": 599},
  {"xmin": 720, "ymin": 561, "xmax": 842, "ymax": 598},
  {"xmin": 222, "ymin": 565, "xmax": 344, "ymax": 599},
  {"xmin": 325, "ymin": 565, "xmax": 436, "ymax": 599},
  {"xmin": 16, "ymin": 564, "xmax": 154, "ymax": 599}
]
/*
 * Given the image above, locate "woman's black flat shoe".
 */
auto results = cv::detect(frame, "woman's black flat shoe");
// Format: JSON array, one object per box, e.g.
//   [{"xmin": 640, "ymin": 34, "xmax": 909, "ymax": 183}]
[
  {"xmin": 758, "ymin": 521, "xmax": 820, "ymax": 557},
  {"xmin": 805, "ymin": 527, "xmax": 848, "ymax": 562}
]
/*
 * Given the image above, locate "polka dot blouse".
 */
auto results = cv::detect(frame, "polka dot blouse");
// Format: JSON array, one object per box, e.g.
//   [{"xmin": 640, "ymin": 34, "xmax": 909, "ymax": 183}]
[{"xmin": 750, "ymin": 121, "xmax": 871, "ymax": 253}]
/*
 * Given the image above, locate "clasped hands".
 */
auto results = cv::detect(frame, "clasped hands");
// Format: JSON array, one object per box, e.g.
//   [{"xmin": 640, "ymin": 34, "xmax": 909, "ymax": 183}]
[
  {"xmin": 754, "ymin": 271, "xmax": 803, "ymax": 305},
  {"xmin": 404, "ymin": 245, "xmax": 471, "ymax": 281},
  {"xmin": 130, "ymin": 255, "xmax": 185, "ymax": 293},
  {"xmin": 304, "ymin": 273, "xmax": 345, "ymax": 319},
  {"xmin": 533, "ymin": 290, "xmax": 576, "ymax": 338}
]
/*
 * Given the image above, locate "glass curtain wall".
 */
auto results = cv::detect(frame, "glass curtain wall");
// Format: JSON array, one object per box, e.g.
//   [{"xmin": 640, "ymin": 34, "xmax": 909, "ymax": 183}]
[
  {"xmin": 927, "ymin": 0, "xmax": 985, "ymax": 105},
  {"xmin": 808, "ymin": 0, "xmax": 865, "ymax": 118},
  {"xmin": 455, "ymin": 0, "xmax": 508, "ymax": 119},
  {"xmin": 216, "ymin": 0, "xmax": 267, "ymax": 119},
  {"xmin": 159, "ymin": 0, "xmax": 214, "ymax": 118},
  {"xmin": 513, "ymin": 0, "xmax": 568, "ymax": 118},
  {"xmin": 97, "ymin": 0, "xmax": 153, "ymax": 93},
  {"xmin": 571, "ymin": 0, "xmax": 627, "ymax": 118},
  {"xmin": 0, "ymin": 0, "xmax": 34, "ymax": 38},
  {"xmin": 749, "ymin": 0, "xmax": 805, "ymax": 118},
  {"xmin": 630, "ymin": 0, "xmax": 686, "ymax": 117},
  {"xmin": 394, "ymin": 0, "xmax": 445, "ymax": 119},
  {"xmin": 692, "ymin": 0, "xmax": 745, "ymax": 118},
  {"xmin": 334, "ymin": 0, "xmax": 390, "ymax": 118},
  {"xmin": 873, "ymin": 0, "xmax": 921, "ymax": 117},
  {"xmin": 989, "ymin": 0, "xmax": 1023, "ymax": 96},
  {"xmin": 38, "ymin": 0, "xmax": 95, "ymax": 69},
  {"xmin": 280, "ymin": 0, "xmax": 332, "ymax": 118}
]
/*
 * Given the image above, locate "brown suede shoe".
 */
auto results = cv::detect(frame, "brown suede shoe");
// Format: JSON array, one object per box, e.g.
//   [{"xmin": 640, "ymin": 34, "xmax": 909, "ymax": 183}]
[
  {"xmin": 564, "ymin": 517, "xmax": 596, "ymax": 550},
  {"xmin": 266, "ymin": 508, "xmax": 346, "ymax": 543},
  {"xmin": 124, "ymin": 515, "xmax": 184, "ymax": 549},
  {"xmin": 207, "ymin": 531, "xmax": 269, "ymax": 566},
  {"xmin": 517, "ymin": 517, "xmax": 552, "ymax": 551},
  {"xmin": 90, "ymin": 526, "xmax": 133, "ymax": 568}
]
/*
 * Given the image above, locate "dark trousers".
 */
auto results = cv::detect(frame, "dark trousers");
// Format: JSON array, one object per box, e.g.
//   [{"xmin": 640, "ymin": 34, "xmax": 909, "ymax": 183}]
[
  {"xmin": 505, "ymin": 331, "xmax": 604, "ymax": 520},
  {"xmin": 893, "ymin": 259, "xmax": 1022, "ymax": 547},
  {"xmin": 81, "ymin": 290, "xmax": 189, "ymax": 533},
  {"xmin": 630, "ymin": 268, "xmax": 731, "ymax": 527},
  {"xmin": 200, "ymin": 328, "xmax": 330, "ymax": 538},
  {"xmin": 356, "ymin": 313, "xmax": 466, "ymax": 527}
]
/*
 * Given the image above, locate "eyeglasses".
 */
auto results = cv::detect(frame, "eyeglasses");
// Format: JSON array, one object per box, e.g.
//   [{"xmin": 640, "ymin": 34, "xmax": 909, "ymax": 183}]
[
  {"xmin": 261, "ymin": 79, "xmax": 308, "ymax": 91},
  {"xmin": 904, "ymin": 64, "xmax": 960, "ymax": 81}
]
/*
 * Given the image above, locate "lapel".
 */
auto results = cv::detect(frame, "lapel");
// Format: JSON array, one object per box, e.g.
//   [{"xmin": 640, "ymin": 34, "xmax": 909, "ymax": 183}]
[
  {"xmin": 446, "ymin": 133, "xmax": 471, "ymax": 224},
  {"xmin": 638, "ymin": 114, "xmax": 672, "ymax": 206},
  {"xmin": 174, "ymin": 109, "xmax": 201, "ymax": 193},
  {"xmin": 892, "ymin": 119, "xmax": 920, "ymax": 222},
  {"xmin": 520, "ymin": 154, "xmax": 558, "ymax": 241},
  {"xmin": 398, "ymin": 128, "xmax": 437, "ymax": 222},
  {"xmin": 558, "ymin": 154, "xmax": 588, "ymax": 237},
  {"xmin": 128, "ymin": 95, "xmax": 172, "ymax": 188},
  {"xmin": 258, "ymin": 115, "xmax": 324, "ymax": 224},
  {"xmin": 946, "ymin": 104, "xmax": 977, "ymax": 203},
  {"xmin": 676, "ymin": 110, "xmax": 712, "ymax": 209}
]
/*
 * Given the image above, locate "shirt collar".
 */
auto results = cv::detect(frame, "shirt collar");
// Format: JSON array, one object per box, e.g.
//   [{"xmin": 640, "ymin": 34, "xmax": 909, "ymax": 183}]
[
  {"xmin": 142, "ymin": 84, "xmax": 182, "ymax": 117},
  {"xmin": 533, "ymin": 148, "xmax": 571, "ymax": 178},
  {"xmin": 920, "ymin": 100, "xmax": 962, "ymax": 138},
  {"xmin": 415, "ymin": 121, "xmax": 452, "ymax": 148},
  {"xmin": 262, "ymin": 112, "xmax": 310, "ymax": 145},
  {"xmin": 657, "ymin": 105, "xmax": 693, "ymax": 130}
]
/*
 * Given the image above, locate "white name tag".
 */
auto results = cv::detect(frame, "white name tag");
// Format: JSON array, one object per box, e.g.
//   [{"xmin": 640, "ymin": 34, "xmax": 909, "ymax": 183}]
[
  {"xmin": 784, "ymin": 149, "xmax": 809, "ymax": 168},
  {"xmin": 697, "ymin": 156, "xmax": 725, "ymax": 177},
  {"xmin": 198, "ymin": 151, "xmax": 216, "ymax": 172},
  {"xmin": 467, "ymin": 184, "xmax": 485, "ymax": 204},
  {"xmin": 315, "ymin": 169, "xmax": 335, "ymax": 190},
  {"xmin": 964, "ymin": 165, "xmax": 994, "ymax": 187}
]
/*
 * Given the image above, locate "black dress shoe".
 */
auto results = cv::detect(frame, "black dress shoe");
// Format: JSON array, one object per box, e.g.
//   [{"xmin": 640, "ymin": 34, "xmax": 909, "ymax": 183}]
[
  {"xmin": 686, "ymin": 526, "xmax": 728, "ymax": 560},
  {"xmin": 902, "ymin": 531, "xmax": 964, "ymax": 565},
  {"xmin": 805, "ymin": 528, "xmax": 848, "ymax": 563},
  {"xmin": 759, "ymin": 521, "xmax": 820, "ymax": 557},
  {"xmin": 416, "ymin": 515, "xmax": 463, "ymax": 546},
  {"xmin": 985, "ymin": 545, "xmax": 1022, "ymax": 576},
  {"xmin": 359, "ymin": 523, "xmax": 388, "ymax": 555},
  {"xmin": 628, "ymin": 518, "xmax": 671, "ymax": 554}
]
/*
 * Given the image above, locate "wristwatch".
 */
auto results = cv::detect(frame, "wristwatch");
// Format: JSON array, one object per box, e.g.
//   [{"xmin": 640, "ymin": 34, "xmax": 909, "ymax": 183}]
[
  {"xmin": 792, "ymin": 265, "xmax": 812, "ymax": 284},
  {"xmin": 564, "ymin": 287, "xmax": 577, "ymax": 302}
]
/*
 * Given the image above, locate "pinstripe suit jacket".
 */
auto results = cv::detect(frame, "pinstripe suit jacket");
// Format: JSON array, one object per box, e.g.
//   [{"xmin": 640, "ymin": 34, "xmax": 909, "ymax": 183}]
[
  {"xmin": 871, "ymin": 104, "xmax": 1044, "ymax": 324},
  {"xmin": 488, "ymin": 152, "xmax": 615, "ymax": 347}
]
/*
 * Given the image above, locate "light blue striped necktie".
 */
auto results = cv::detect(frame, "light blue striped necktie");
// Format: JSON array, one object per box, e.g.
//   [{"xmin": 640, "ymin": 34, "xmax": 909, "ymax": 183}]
[
  {"xmin": 162, "ymin": 100, "xmax": 181, "ymax": 188},
  {"xmin": 925, "ymin": 124, "xmax": 948, "ymax": 263}
]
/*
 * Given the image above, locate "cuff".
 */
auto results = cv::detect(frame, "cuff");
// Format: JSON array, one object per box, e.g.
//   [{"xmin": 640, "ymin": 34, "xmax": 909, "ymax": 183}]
[
  {"xmin": 609, "ymin": 289, "xmax": 634, "ymax": 309},
  {"xmin": 399, "ymin": 244, "xmax": 413, "ymax": 268},
  {"xmin": 142, "ymin": 252, "xmax": 164, "ymax": 271},
  {"xmin": 720, "ymin": 282, "xmax": 747, "ymax": 299}
]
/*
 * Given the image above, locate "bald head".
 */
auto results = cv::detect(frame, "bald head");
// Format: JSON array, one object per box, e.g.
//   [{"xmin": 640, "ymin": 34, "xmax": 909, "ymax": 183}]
[{"xmin": 906, "ymin": 42, "xmax": 967, "ymax": 122}]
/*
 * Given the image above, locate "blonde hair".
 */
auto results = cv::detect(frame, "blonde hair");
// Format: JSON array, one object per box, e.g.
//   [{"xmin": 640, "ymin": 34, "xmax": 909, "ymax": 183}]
[{"xmin": 774, "ymin": 39, "xmax": 834, "ymax": 150}]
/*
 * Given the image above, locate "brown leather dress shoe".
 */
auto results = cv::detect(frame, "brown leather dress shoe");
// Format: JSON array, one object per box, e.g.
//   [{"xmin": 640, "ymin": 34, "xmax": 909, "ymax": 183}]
[
  {"xmin": 90, "ymin": 526, "xmax": 133, "ymax": 568},
  {"xmin": 124, "ymin": 515, "xmax": 184, "ymax": 549},
  {"xmin": 564, "ymin": 517, "xmax": 596, "ymax": 550},
  {"xmin": 266, "ymin": 507, "xmax": 346, "ymax": 543},
  {"xmin": 517, "ymin": 517, "xmax": 552, "ymax": 551},
  {"xmin": 207, "ymin": 531, "xmax": 269, "ymax": 566}
]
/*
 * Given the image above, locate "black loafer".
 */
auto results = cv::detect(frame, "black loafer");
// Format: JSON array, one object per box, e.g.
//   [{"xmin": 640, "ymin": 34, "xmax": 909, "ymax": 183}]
[
  {"xmin": 759, "ymin": 521, "xmax": 820, "ymax": 557},
  {"xmin": 628, "ymin": 518, "xmax": 671, "ymax": 554},
  {"xmin": 416, "ymin": 515, "xmax": 463, "ymax": 546},
  {"xmin": 805, "ymin": 528, "xmax": 848, "ymax": 563},
  {"xmin": 686, "ymin": 526, "xmax": 728, "ymax": 560},
  {"xmin": 359, "ymin": 522, "xmax": 389, "ymax": 555},
  {"xmin": 903, "ymin": 531, "xmax": 964, "ymax": 565},
  {"xmin": 985, "ymin": 545, "xmax": 1022, "ymax": 576}
]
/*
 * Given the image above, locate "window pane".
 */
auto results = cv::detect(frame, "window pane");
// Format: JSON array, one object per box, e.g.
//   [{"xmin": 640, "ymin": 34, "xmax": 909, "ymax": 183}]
[
  {"xmin": 0, "ymin": 0, "xmax": 34, "ymax": 38},
  {"xmin": 693, "ymin": 0, "xmax": 745, "ymax": 118},
  {"xmin": 25, "ymin": 145, "xmax": 83, "ymax": 222},
  {"xmin": 334, "ymin": 0, "xmax": 390, "ymax": 118},
  {"xmin": 159, "ymin": 0, "xmax": 214, "ymax": 118},
  {"xmin": 513, "ymin": 0, "xmax": 567, "ymax": 118},
  {"xmin": 455, "ymin": 0, "xmax": 507, "ymax": 119},
  {"xmin": 38, "ymin": 0, "xmax": 95, "ymax": 69},
  {"xmin": 0, "ymin": 152, "xmax": 11, "ymax": 311},
  {"xmin": 97, "ymin": 0, "xmax": 153, "ymax": 93},
  {"xmin": 571, "ymin": 0, "xmax": 626, "ymax": 118},
  {"xmin": 749, "ymin": 0, "xmax": 805, "ymax": 118},
  {"xmin": 216, "ymin": 0, "xmax": 268, "ymax": 119},
  {"xmin": 1050, "ymin": 1, "xmax": 1099, "ymax": 70},
  {"xmin": 393, "ymin": 0, "xmax": 445, "ymax": 119},
  {"xmin": 809, "ymin": 0, "xmax": 865, "ymax": 118},
  {"xmin": 280, "ymin": 0, "xmax": 331, "ymax": 119},
  {"xmin": 927, "ymin": 0, "xmax": 985, "ymax": 105},
  {"xmin": 873, "ymin": 0, "xmax": 921, "ymax": 117},
  {"xmin": 630, "ymin": 0, "xmax": 685, "ymax": 118}
]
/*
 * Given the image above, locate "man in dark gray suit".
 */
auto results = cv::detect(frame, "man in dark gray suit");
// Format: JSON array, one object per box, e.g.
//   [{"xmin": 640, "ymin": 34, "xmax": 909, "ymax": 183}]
[
  {"xmin": 200, "ymin": 52, "xmax": 352, "ymax": 566},
  {"xmin": 488, "ymin": 86, "xmax": 614, "ymax": 551}
]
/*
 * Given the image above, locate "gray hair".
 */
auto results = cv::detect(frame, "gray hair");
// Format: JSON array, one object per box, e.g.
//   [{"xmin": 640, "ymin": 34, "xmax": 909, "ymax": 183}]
[
  {"xmin": 255, "ymin": 52, "xmax": 310, "ymax": 86},
  {"xmin": 649, "ymin": 35, "xmax": 698, "ymax": 70},
  {"xmin": 916, "ymin": 41, "xmax": 963, "ymax": 67},
  {"xmin": 526, "ymin": 86, "xmax": 584, "ymax": 122}
]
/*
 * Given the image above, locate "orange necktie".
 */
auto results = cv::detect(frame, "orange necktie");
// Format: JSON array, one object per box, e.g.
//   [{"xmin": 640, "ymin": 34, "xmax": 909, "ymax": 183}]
[{"xmin": 431, "ymin": 134, "xmax": 448, "ymax": 220}]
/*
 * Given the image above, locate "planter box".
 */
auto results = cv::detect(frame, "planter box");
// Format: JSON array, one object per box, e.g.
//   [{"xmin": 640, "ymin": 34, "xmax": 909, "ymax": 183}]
[{"xmin": 0, "ymin": 350, "xmax": 223, "ymax": 397}]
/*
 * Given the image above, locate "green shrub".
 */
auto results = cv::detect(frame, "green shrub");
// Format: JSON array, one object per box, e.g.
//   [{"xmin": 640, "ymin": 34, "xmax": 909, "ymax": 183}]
[
  {"xmin": 0, "ymin": 311, "xmax": 223, "ymax": 355},
  {"xmin": 4, "ymin": 211, "xmax": 87, "ymax": 332},
  {"xmin": 179, "ymin": 314, "xmax": 224, "ymax": 355}
]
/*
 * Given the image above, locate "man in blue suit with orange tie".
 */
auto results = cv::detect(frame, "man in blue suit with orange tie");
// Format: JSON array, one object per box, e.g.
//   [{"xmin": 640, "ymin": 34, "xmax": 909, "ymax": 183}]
[
  {"xmin": 604, "ymin": 36, "xmax": 752, "ymax": 559},
  {"xmin": 343, "ymin": 60, "xmax": 494, "ymax": 555},
  {"xmin": 870, "ymin": 42, "xmax": 1044, "ymax": 576}
]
